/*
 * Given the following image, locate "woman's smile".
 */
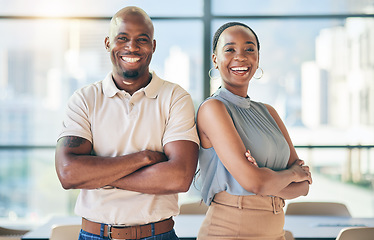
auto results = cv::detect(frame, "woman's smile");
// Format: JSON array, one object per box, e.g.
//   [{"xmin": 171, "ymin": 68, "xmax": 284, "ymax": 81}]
[{"xmin": 230, "ymin": 66, "xmax": 250, "ymax": 76}]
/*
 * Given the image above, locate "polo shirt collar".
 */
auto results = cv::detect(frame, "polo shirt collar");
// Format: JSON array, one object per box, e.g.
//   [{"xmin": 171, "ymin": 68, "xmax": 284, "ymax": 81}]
[
  {"xmin": 102, "ymin": 71, "xmax": 163, "ymax": 98},
  {"xmin": 103, "ymin": 73, "xmax": 120, "ymax": 98},
  {"xmin": 144, "ymin": 71, "xmax": 163, "ymax": 99}
]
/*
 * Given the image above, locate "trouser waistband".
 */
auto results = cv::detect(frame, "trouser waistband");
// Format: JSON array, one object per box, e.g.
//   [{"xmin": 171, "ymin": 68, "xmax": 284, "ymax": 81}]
[
  {"xmin": 213, "ymin": 191, "xmax": 285, "ymax": 214},
  {"xmin": 81, "ymin": 217, "xmax": 174, "ymax": 239}
]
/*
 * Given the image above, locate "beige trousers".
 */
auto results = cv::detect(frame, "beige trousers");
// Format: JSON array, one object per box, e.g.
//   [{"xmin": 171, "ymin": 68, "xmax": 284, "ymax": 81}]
[{"xmin": 197, "ymin": 191, "xmax": 286, "ymax": 240}]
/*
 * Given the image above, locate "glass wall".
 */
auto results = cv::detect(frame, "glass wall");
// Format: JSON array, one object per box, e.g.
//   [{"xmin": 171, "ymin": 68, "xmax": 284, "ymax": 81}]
[
  {"xmin": 0, "ymin": 0, "xmax": 373, "ymax": 227},
  {"xmin": 212, "ymin": 0, "xmax": 373, "ymax": 15}
]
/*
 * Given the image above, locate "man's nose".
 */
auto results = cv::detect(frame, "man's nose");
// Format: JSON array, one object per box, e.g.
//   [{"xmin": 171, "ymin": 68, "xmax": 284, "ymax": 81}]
[{"xmin": 125, "ymin": 40, "xmax": 139, "ymax": 51}]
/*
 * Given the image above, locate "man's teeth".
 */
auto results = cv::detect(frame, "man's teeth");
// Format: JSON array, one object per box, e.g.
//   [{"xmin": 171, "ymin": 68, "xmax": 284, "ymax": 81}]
[
  {"xmin": 121, "ymin": 57, "xmax": 140, "ymax": 63},
  {"xmin": 231, "ymin": 67, "xmax": 248, "ymax": 71}
]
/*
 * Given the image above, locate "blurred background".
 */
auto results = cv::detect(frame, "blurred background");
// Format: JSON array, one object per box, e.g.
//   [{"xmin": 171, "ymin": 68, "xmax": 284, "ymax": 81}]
[{"xmin": 0, "ymin": 0, "xmax": 373, "ymax": 228}]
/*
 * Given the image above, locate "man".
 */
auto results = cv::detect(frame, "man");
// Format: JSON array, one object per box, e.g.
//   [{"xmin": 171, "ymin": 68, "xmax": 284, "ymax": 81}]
[{"xmin": 55, "ymin": 6, "xmax": 199, "ymax": 240}]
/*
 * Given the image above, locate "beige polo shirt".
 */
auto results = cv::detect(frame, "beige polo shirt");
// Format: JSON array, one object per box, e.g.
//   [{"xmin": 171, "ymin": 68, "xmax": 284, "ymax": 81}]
[{"xmin": 58, "ymin": 71, "xmax": 199, "ymax": 225}]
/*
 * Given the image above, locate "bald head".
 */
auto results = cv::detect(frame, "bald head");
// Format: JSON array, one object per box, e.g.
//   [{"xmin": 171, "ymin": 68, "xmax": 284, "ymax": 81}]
[
  {"xmin": 104, "ymin": 6, "xmax": 156, "ymax": 92},
  {"xmin": 109, "ymin": 6, "xmax": 154, "ymax": 39}
]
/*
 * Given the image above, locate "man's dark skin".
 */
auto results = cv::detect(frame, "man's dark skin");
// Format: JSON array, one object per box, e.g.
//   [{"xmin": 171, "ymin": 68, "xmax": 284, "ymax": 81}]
[{"xmin": 55, "ymin": 7, "xmax": 199, "ymax": 194}]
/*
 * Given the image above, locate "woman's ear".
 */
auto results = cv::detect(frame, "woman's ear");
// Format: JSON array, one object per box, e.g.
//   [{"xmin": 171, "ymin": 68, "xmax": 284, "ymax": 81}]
[{"xmin": 212, "ymin": 53, "xmax": 218, "ymax": 69}]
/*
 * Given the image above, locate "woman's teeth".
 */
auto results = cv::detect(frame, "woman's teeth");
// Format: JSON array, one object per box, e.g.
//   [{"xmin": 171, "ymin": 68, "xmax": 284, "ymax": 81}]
[{"xmin": 231, "ymin": 67, "xmax": 248, "ymax": 71}]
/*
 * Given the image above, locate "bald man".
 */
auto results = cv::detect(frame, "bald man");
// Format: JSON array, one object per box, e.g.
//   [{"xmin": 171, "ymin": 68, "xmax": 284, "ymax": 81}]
[{"xmin": 55, "ymin": 6, "xmax": 199, "ymax": 240}]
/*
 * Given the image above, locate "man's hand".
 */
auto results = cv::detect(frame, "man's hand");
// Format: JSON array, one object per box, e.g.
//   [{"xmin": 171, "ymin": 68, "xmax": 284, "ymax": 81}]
[{"xmin": 139, "ymin": 150, "xmax": 168, "ymax": 166}]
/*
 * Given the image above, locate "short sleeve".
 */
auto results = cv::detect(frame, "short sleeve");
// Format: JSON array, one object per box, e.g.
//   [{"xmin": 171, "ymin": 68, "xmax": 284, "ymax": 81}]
[
  {"xmin": 162, "ymin": 86, "xmax": 199, "ymax": 146},
  {"xmin": 57, "ymin": 89, "xmax": 93, "ymax": 143}
]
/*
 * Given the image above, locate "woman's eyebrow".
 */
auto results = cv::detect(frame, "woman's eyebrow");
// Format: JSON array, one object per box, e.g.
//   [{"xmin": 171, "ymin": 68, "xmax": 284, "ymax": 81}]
[
  {"xmin": 223, "ymin": 41, "xmax": 256, "ymax": 47},
  {"xmin": 246, "ymin": 41, "xmax": 256, "ymax": 45},
  {"xmin": 223, "ymin": 42, "xmax": 235, "ymax": 47}
]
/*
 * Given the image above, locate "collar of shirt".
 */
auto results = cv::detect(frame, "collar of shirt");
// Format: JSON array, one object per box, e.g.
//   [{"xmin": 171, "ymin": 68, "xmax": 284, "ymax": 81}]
[
  {"xmin": 215, "ymin": 87, "xmax": 251, "ymax": 109},
  {"xmin": 102, "ymin": 71, "xmax": 163, "ymax": 99}
]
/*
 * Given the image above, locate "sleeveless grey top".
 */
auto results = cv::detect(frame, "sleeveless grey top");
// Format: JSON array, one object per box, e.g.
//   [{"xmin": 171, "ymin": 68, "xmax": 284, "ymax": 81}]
[{"xmin": 198, "ymin": 87, "xmax": 290, "ymax": 205}]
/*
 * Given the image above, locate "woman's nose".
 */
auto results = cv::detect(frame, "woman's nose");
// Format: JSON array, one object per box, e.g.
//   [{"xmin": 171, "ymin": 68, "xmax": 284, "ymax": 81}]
[{"xmin": 234, "ymin": 52, "xmax": 247, "ymax": 61}]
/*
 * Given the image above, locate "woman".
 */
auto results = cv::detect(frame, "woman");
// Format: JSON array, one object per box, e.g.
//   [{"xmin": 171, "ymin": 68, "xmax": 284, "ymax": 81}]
[{"xmin": 196, "ymin": 22, "xmax": 312, "ymax": 240}]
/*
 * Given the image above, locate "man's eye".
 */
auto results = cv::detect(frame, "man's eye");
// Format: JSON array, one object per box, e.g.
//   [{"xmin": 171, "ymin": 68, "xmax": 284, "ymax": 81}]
[
  {"xmin": 118, "ymin": 37, "xmax": 128, "ymax": 41},
  {"xmin": 138, "ymin": 38, "xmax": 149, "ymax": 43}
]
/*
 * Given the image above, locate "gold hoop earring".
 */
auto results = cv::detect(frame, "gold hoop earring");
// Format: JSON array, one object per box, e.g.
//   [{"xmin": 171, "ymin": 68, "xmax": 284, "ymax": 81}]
[
  {"xmin": 208, "ymin": 67, "xmax": 220, "ymax": 80},
  {"xmin": 253, "ymin": 67, "xmax": 264, "ymax": 79}
]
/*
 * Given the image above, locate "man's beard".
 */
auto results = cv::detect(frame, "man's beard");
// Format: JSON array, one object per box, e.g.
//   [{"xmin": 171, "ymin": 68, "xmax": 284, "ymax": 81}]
[{"xmin": 123, "ymin": 70, "xmax": 139, "ymax": 78}]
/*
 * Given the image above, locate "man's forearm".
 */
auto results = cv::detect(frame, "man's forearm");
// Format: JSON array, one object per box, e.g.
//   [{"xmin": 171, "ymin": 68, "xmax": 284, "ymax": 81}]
[
  {"xmin": 57, "ymin": 154, "xmax": 155, "ymax": 189},
  {"xmin": 110, "ymin": 159, "xmax": 196, "ymax": 194},
  {"xmin": 110, "ymin": 141, "xmax": 199, "ymax": 194},
  {"xmin": 56, "ymin": 137, "xmax": 168, "ymax": 190}
]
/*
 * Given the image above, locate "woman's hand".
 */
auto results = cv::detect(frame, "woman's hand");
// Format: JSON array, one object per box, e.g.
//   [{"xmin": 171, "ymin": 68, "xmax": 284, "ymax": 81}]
[
  {"xmin": 245, "ymin": 150, "xmax": 258, "ymax": 167},
  {"xmin": 289, "ymin": 159, "xmax": 312, "ymax": 184}
]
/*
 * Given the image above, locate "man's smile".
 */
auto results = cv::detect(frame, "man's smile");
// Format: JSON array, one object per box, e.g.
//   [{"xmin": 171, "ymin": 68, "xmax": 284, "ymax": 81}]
[{"xmin": 121, "ymin": 56, "xmax": 141, "ymax": 63}]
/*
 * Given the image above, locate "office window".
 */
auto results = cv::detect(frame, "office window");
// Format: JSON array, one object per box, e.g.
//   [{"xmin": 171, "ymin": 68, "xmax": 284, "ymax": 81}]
[
  {"xmin": 0, "ymin": 3, "xmax": 204, "ymax": 226},
  {"xmin": 0, "ymin": 0, "xmax": 373, "ymax": 226},
  {"xmin": 212, "ymin": 0, "xmax": 373, "ymax": 15},
  {"xmin": 209, "ymin": 16, "xmax": 374, "ymax": 217},
  {"xmin": 1, "ymin": 0, "xmax": 203, "ymax": 17}
]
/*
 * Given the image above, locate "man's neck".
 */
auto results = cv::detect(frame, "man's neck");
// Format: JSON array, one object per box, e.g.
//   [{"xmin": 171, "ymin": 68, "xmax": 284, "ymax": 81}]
[{"xmin": 113, "ymin": 72, "xmax": 152, "ymax": 95}]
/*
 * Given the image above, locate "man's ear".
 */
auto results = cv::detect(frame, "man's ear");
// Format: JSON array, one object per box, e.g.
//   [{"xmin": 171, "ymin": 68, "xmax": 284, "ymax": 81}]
[
  {"xmin": 104, "ymin": 36, "xmax": 110, "ymax": 52},
  {"xmin": 152, "ymin": 39, "xmax": 156, "ymax": 53}
]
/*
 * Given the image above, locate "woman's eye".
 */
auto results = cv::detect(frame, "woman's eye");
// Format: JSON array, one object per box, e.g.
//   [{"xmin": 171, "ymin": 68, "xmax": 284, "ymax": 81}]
[
  {"xmin": 225, "ymin": 48, "xmax": 234, "ymax": 52},
  {"xmin": 246, "ymin": 48, "xmax": 255, "ymax": 52}
]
